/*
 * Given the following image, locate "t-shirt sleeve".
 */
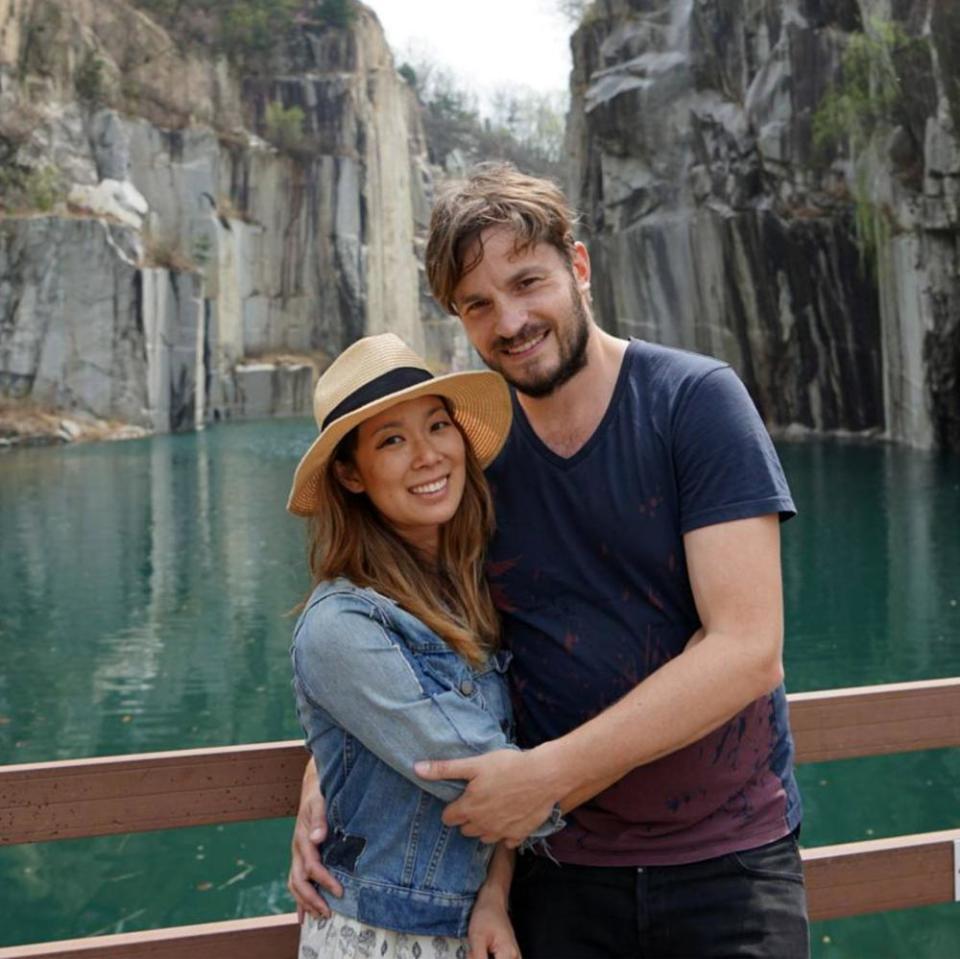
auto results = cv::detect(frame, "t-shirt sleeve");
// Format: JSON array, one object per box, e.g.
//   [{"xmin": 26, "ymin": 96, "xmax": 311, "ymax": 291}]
[{"xmin": 672, "ymin": 365, "xmax": 796, "ymax": 534}]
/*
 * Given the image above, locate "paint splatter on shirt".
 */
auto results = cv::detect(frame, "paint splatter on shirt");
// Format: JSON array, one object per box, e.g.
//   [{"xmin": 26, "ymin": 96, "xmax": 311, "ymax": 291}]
[{"xmin": 486, "ymin": 340, "xmax": 801, "ymax": 866}]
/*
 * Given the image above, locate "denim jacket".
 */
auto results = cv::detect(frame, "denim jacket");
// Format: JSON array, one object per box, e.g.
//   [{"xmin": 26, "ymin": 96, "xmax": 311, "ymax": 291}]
[{"xmin": 291, "ymin": 578, "xmax": 560, "ymax": 938}]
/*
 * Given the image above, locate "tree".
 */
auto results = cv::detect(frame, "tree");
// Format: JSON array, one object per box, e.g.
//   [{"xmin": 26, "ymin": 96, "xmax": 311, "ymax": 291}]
[
  {"xmin": 398, "ymin": 62, "xmax": 417, "ymax": 89},
  {"xmin": 555, "ymin": 0, "xmax": 595, "ymax": 26}
]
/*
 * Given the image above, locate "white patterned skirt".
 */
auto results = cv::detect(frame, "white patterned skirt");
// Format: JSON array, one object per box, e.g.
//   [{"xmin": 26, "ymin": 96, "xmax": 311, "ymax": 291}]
[{"xmin": 300, "ymin": 912, "xmax": 469, "ymax": 958}]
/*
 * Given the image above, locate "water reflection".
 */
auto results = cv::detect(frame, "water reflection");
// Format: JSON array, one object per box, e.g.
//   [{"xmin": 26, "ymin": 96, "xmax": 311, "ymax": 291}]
[
  {"xmin": 0, "ymin": 423, "xmax": 314, "ymax": 766},
  {"xmin": 778, "ymin": 440, "xmax": 960, "ymax": 690},
  {"xmin": 0, "ymin": 426, "xmax": 959, "ymax": 953}
]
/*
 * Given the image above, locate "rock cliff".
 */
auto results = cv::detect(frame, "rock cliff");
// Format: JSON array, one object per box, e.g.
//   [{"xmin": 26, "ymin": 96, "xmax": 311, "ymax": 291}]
[
  {"xmin": 0, "ymin": 0, "xmax": 458, "ymax": 440},
  {"xmin": 569, "ymin": 0, "xmax": 959, "ymax": 451}
]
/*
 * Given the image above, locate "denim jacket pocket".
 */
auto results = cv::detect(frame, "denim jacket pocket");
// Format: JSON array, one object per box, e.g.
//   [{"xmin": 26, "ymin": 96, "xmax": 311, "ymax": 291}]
[{"xmin": 418, "ymin": 647, "xmax": 478, "ymax": 701}]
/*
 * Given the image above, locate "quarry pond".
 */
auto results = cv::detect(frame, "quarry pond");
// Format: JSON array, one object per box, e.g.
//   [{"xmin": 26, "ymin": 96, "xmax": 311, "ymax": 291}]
[{"xmin": 1, "ymin": 420, "xmax": 959, "ymax": 957}]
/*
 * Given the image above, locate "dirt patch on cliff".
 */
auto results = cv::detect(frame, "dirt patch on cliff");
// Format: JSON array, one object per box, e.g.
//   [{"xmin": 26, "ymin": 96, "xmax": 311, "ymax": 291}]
[{"xmin": 0, "ymin": 403, "xmax": 149, "ymax": 449}]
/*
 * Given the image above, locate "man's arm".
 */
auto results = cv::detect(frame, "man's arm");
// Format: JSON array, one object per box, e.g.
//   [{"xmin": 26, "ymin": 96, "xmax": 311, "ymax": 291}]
[
  {"xmin": 416, "ymin": 513, "xmax": 785, "ymax": 844},
  {"xmin": 288, "ymin": 759, "xmax": 343, "ymax": 919}
]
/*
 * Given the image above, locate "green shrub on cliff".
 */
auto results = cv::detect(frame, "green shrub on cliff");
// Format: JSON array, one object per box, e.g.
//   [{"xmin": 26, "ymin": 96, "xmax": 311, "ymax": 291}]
[
  {"xmin": 75, "ymin": 52, "xmax": 106, "ymax": 104},
  {"xmin": 134, "ymin": 0, "xmax": 299, "ymax": 66},
  {"xmin": 135, "ymin": 0, "xmax": 357, "ymax": 64},
  {"xmin": 315, "ymin": 0, "xmax": 356, "ymax": 29},
  {"xmin": 218, "ymin": 0, "xmax": 299, "ymax": 61},
  {"xmin": 0, "ymin": 164, "xmax": 64, "ymax": 214},
  {"xmin": 264, "ymin": 101, "xmax": 306, "ymax": 152},
  {"xmin": 812, "ymin": 20, "xmax": 928, "ymax": 274},
  {"xmin": 813, "ymin": 20, "xmax": 924, "ymax": 156}
]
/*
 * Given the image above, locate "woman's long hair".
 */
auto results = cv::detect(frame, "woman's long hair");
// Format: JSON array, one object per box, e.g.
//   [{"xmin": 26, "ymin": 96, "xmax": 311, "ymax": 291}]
[{"xmin": 305, "ymin": 422, "xmax": 499, "ymax": 667}]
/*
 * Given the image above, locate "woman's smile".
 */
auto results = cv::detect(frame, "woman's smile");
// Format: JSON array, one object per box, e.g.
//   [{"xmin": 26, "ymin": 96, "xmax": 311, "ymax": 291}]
[{"xmin": 409, "ymin": 475, "xmax": 450, "ymax": 496}]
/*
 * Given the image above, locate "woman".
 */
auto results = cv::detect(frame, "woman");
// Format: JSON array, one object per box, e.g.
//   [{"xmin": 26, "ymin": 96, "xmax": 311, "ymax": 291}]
[{"xmin": 287, "ymin": 333, "xmax": 559, "ymax": 959}]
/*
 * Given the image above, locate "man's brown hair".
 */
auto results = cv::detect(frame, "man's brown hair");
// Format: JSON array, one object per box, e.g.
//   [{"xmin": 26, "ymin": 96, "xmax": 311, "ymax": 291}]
[{"xmin": 426, "ymin": 162, "xmax": 578, "ymax": 314}]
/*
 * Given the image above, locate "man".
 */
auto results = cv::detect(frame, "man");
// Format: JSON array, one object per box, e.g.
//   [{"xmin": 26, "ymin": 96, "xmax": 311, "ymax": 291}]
[{"xmin": 289, "ymin": 164, "xmax": 808, "ymax": 957}]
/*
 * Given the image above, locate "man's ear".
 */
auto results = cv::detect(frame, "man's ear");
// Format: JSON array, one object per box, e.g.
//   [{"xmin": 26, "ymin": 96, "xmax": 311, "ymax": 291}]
[
  {"xmin": 571, "ymin": 240, "xmax": 591, "ymax": 293},
  {"xmin": 333, "ymin": 460, "xmax": 365, "ymax": 494}
]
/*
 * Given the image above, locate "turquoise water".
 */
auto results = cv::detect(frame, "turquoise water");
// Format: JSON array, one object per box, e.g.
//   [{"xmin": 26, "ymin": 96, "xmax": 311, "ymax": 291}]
[{"xmin": 1, "ymin": 421, "xmax": 959, "ymax": 954}]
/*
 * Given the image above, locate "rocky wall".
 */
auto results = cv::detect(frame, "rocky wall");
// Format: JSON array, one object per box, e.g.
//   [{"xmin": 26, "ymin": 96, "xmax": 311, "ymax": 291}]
[
  {"xmin": 0, "ymin": 0, "xmax": 455, "ymax": 439},
  {"xmin": 569, "ymin": 0, "xmax": 959, "ymax": 450},
  {"xmin": 0, "ymin": 216, "xmax": 200, "ymax": 431}
]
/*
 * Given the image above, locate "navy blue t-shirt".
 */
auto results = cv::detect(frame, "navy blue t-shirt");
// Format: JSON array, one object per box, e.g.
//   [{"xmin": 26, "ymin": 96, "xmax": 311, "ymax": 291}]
[{"xmin": 485, "ymin": 340, "xmax": 801, "ymax": 866}]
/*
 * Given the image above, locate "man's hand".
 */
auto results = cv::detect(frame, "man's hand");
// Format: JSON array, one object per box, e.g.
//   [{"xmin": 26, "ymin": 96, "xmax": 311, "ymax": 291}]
[
  {"xmin": 415, "ymin": 749, "xmax": 556, "ymax": 846},
  {"xmin": 288, "ymin": 761, "xmax": 343, "ymax": 921}
]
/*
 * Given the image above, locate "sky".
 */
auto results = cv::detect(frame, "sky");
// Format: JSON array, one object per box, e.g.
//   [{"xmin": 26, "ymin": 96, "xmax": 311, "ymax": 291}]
[{"xmin": 363, "ymin": 0, "xmax": 574, "ymax": 105}]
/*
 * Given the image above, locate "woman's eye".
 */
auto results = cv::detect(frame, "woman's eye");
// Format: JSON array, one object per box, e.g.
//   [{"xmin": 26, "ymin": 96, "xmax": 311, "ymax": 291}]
[
  {"xmin": 377, "ymin": 434, "xmax": 403, "ymax": 449},
  {"xmin": 430, "ymin": 418, "xmax": 451, "ymax": 432}
]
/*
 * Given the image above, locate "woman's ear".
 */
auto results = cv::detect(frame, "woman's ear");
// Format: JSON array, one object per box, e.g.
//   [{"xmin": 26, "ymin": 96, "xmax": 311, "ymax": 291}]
[{"xmin": 333, "ymin": 459, "xmax": 365, "ymax": 494}]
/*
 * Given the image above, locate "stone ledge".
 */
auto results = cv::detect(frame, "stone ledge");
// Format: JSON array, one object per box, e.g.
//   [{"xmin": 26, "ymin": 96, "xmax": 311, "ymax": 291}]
[{"xmin": 0, "ymin": 405, "xmax": 149, "ymax": 449}]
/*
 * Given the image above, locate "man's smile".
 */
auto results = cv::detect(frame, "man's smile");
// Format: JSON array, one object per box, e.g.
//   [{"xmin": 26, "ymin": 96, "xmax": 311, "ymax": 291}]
[{"xmin": 501, "ymin": 329, "xmax": 549, "ymax": 357}]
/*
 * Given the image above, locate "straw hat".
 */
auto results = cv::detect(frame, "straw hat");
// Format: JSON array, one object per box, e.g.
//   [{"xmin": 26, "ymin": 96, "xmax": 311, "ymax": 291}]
[{"xmin": 287, "ymin": 334, "xmax": 512, "ymax": 516}]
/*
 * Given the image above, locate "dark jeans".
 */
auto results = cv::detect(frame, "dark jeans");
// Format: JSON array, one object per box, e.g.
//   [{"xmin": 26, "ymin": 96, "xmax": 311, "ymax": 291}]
[{"xmin": 510, "ymin": 832, "xmax": 810, "ymax": 959}]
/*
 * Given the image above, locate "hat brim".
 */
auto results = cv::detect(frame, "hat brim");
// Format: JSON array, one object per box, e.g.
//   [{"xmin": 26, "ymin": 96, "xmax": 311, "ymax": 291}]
[{"xmin": 286, "ymin": 369, "xmax": 512, "ymax": 516}]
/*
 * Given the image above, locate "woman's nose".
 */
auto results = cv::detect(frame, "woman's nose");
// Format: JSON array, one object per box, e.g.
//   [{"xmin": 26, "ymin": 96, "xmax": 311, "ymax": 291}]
[{"xmin": 411, "ymin": 435, "xmax": 443, "ymax": 467}]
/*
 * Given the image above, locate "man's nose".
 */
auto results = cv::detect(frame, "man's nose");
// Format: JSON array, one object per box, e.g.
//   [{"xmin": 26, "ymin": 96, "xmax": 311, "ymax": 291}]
[{"xmin": 493, "ymin": 298, "xmax": 528, "ymax": 340}]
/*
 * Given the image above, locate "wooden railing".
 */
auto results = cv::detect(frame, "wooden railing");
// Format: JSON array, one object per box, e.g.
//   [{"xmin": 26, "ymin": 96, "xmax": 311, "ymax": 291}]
[{"xmin": 1, "ymin": 677, "xmax": 958, "ymax": 957}]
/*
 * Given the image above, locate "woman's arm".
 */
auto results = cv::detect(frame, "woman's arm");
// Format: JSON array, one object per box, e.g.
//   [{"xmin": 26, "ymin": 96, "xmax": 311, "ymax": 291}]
[
  {"xmin": 468, "ymin": 844, "xmax": 520, "ymax": 959},
  {"xmin": 293, "ymin": 599, "xmax": 521, "ymax": 802}
]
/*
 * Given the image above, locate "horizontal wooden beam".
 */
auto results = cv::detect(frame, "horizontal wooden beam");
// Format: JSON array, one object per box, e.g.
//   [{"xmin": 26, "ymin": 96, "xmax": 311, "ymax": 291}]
[
  {"xmin": 0, "ymin": 914, "xmax": 299, "ymax": 959},
  {"xmin": 0, "ymin": 741, "xmax": 307, "ymax": 846},
  {"xmin": 3, "ymin": 830, "xmax": 957, "ymax": 956},
  {"xmin": 803, "ymin": 827, "xmax": 960, "ymax": 921},
  {"xmin": 789, "ymin": 677, "xmax": 960, "ymax": 763},
  {"xmin": 2, "ymin": 680, "xmax": 960, "ymax": 847}
]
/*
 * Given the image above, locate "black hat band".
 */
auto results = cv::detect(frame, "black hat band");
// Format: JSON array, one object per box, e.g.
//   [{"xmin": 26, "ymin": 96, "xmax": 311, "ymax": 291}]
[{"xmin": 322, "ymin": 367, "xmax": 434, "ymax": 431}]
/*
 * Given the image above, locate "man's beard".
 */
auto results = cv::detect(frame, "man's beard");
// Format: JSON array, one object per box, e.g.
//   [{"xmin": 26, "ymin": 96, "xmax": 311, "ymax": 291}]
[{"xmin": 487, "ymin": 279, "xmax": 591, "ymax": 399}]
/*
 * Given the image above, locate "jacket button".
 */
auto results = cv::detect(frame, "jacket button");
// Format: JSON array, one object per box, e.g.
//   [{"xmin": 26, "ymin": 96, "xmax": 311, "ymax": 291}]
[{"xmin": 459, "ymin": 679, "xmax": 475, "ymax": 696}]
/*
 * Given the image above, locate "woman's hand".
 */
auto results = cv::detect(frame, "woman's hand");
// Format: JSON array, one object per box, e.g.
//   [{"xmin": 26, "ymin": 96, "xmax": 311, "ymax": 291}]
[
  {"xmin": 468, "ymin": 842, "xmax": 520, "ymax": 958},
  {"xmin": 288, "ymin": 760, "xmax": 343, "ymax": 920},
  {"xmin": 468, "ymin": 893, "xmax": 521, "ymax": 959}
]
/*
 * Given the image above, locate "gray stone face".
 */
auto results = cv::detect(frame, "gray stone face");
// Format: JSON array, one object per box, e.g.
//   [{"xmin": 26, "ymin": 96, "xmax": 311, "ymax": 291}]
[
  {"xmin": 570, "ymin": 0, "xmax": 960, "ymax": 450},
  {"xmin": 234, "ymin": 362, "xmax": 315, "ymax": 420},
  {"xmin": 0, "ymin": 217, "xmax": 200, "ymax": 431},
  {"xmin": 0, "ymin": 0, "xmax": 465, "ymax": 437}
]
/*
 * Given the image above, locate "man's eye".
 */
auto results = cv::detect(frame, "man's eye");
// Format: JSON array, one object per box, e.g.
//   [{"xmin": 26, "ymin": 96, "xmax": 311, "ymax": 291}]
[
  {"xmin": 465, "ymin": 300, "xmax": 488, "ymax": 315},
  {"xmin": 519, "ymin": 276, "xmax": 540, "ymax": 289}
]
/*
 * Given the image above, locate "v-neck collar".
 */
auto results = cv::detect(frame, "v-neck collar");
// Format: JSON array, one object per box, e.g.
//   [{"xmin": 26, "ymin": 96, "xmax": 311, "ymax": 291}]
[{"xmin": 510, "ymin": 339, "xmax": 638, "ymax": 471}]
